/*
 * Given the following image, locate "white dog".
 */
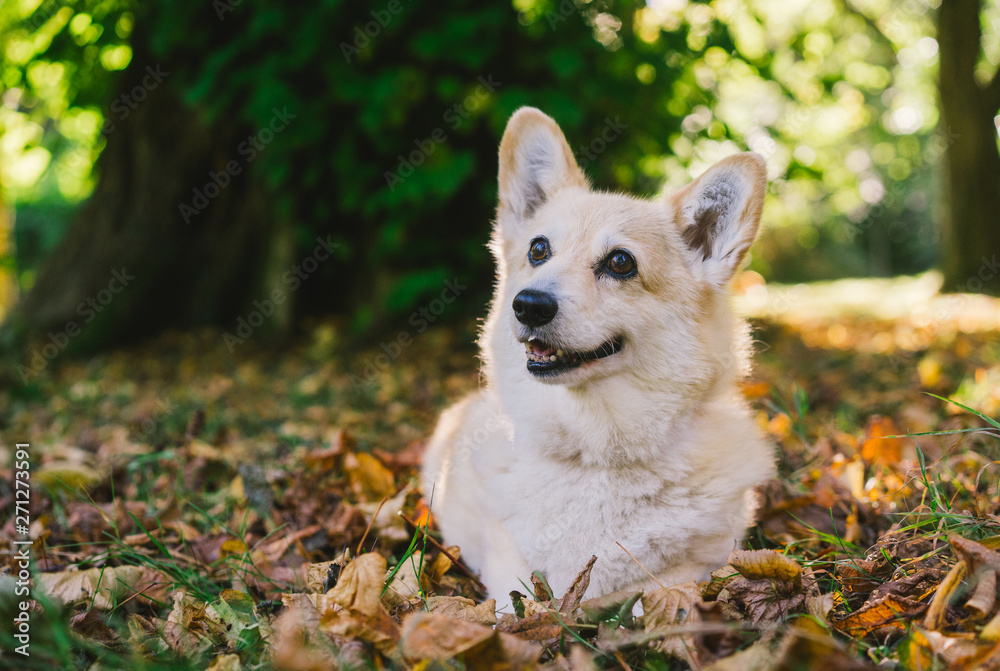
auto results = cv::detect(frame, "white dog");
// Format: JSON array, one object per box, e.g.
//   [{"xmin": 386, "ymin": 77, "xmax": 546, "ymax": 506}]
[{"xmin": 421, "ymin": 107, "xmax": 775, "ymax": 605}]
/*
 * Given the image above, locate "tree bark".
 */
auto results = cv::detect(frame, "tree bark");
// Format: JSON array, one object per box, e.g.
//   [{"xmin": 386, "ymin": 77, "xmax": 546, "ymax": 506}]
[
  {"xmin": 938, "ymin": 0, "xmax": 1000, "ymax": 295},
  {"xmin": 1, "ymin": 42, "xmax": 291, "ymax": 357}
]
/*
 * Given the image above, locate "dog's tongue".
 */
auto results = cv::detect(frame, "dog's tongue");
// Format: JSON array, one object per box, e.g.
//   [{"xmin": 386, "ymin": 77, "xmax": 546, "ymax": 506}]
[{"xmin": 529, "ymin": 340, "xmax": 555, "ymax": 357}]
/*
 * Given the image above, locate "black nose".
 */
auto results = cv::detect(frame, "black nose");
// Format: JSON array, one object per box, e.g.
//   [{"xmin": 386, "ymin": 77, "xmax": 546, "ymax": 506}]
[{"xmin": 512, "ymin": 289, "xmax": 558, "ymax": 327}]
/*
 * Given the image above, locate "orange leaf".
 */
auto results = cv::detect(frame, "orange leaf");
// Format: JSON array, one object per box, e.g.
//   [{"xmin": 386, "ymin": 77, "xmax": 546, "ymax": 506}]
[
  {"xmin": 833, "ymin": 594, "xmax": 926, "ymax": 637},
  {"xmin": 413, "ymin": 499, "xmax": 433, "ymax": 529},
  {"xmin": 740, "ymin": 380, "xmax": 771, "ymax": 400},
  {"xmin": 861, "ymin": 415, "xmax": 903, "ymax": 466}
]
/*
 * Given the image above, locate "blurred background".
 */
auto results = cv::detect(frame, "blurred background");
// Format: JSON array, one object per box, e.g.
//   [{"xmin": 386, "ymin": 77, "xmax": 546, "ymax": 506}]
[{"xmin": 0, "ymin": 0, "xmax": 998, "ymax": 361}]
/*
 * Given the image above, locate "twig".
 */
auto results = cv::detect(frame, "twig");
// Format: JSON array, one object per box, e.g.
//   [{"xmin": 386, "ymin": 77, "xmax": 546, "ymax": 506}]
[
  {"xmin": 357, "ymin": 496, "xmax": 388, "ymax": 556},
  {"xmin": 616, "ymin": 541, "xmax": 664, "ymax": 589}
]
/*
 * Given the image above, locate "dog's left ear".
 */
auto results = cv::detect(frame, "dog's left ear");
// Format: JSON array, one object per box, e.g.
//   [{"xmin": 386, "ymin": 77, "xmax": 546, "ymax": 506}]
[{"xmin": 667, "ymin": 153, "xmax": 766, "ymax": 287}]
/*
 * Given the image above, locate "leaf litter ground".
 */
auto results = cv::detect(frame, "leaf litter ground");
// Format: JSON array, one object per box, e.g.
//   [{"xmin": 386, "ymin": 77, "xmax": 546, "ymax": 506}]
[{"xmin": 2, "ymin": 273, "xmax": 1000, "ymax": 670}]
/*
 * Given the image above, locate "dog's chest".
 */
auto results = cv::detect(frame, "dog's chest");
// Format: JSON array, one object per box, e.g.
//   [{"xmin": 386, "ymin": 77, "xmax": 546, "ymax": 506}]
[{"xmin": 486, "ymin": 456, "xmax": 693, "ymax": 584}]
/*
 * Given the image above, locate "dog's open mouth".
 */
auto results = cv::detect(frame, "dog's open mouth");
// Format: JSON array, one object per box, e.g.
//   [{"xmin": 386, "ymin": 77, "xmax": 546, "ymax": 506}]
[{"xmin": 522, "ymin": 336, "xmax": 623, "ymax": 375}]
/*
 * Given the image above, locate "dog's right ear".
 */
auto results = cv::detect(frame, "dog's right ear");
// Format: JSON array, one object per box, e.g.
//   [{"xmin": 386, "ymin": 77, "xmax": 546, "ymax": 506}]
[
  {"xmin": 497, "ymin": 108, "xmax": 588, "ymax": 227},
  {"xmin": 667, "ymin": 153, "xmax": 766, "ymax": 287}
]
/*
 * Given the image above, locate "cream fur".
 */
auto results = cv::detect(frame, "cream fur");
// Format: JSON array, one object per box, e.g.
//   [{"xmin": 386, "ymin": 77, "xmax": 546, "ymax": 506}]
[{"xmin": 421, "ymin": 107, "xmax": 775, "ymax": 607}]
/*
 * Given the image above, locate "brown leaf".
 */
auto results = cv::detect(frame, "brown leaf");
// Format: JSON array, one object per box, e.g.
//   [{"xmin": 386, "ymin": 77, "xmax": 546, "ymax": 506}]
[
  {"xmin": 703, "ymin": 565, "xmax": 740, "ymax": 600},
  {"xmin": 557, "ymin": 556, "xmax": 597, "ymax": 615},
  {"xmin": 327, "ymin": 552, "xmax": 386, "ymax": 617},
  {"xmin": 344, "ymin": 451, "xmax": 396, "ymax": 500},
  {"xmin": 902, "ymin": 628, "xmax": 1000, "ymax": 671},
  {"xmin": 426, "ymin": 596, "xmax": 498, "ymax": 626},
  {"xmin": 643, "ymin": 581, "xmax": 702, "ymax": 630},
  {"xmin": 773, "ymin": 617, "xmax": 875, "ymax": 670},
  {"xmin": 39, "ymin": 565, "xmax": 168, "ymax": 609},
  {"xmin": 272, "ymin": 593, "xmax": 339, "ymax": 671},
  {"xmin": 163, "ymin": 591, "xmax": 214, "ymax": 655},
  {"xmin": 724, "ymin": 576, "xmax": 807, "ymax": 625},
  {"xmin": 869, "ymin": 568, "xmax": 942, "ymax": 603},
  {"xmin": 504, "ymin": 610, "xmax": 564, "ymax": 641},
  {"xmin": 305, "ymin": 554, "xmax": 348, "ymax": 594},
  {"xmin": 532, "ymin": 573, "xmax": 552, "ymax": 602},
  {"xmin": 642, "ymin": 581, "xmax": 707, "ymax": 665},
  {"xmin": 728, "ymin": 549, "xmax": 802, "ymax": 587},
  {"xmin": 966, "ymin": 568, "xmax": 996, "ymax": 617},
  {"xmin": 318, "ymin": 552, "xmax": 399, "ymax": 654},
  {"xmin": 723, "ymin": 551, "xmax": 807, "ymax": 624},
  {"xmin": 838, "ymin": 559, "xmax": 892, "ymax": 602},
  {"xmin": 426, "ymin": 548, "xmax": 455, "ymax": 584},
  {"xmin": 400, "ymin": 612, "xmax": 540, "ymax": 668},
  {"xmin": 923, "ymin": 560, "xmax": 967, "ymax": 630},
  {"xmin": 952, "ymin": 534, "xmax": 1000, "ymax": 572},
  {"xmin": 70, "ymin": 610, "xmax": 120, "ymax": 647},
  {"xmin": 834, "ymin": 594, "xmax": 926, "ymax": 637}
]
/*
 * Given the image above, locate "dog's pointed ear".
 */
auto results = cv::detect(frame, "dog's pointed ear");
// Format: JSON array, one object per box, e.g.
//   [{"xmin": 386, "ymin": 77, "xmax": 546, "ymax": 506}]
[
  {"xmin": 497, "ymin": 107, "xmax": 588, "ymax": 225},
  {"xmin": 667, "ymin": 153, "xmax": 766, "ymax": 287}
]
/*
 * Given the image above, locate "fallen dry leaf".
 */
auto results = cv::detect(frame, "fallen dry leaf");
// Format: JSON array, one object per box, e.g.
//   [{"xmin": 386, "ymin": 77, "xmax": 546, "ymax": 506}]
[
  {"xmin": 722, "ymin": 551, "xmax": 807, "ymax": 624},
  {"xmin": 39, "ymin": 565, "xmax": 168, "ymax": 609},
  {"xmin": 344, "ymin": 451, "xmax": 396, "ymax": 500},
  {"xmin": 861, "ymin": 415, "xmax": 903, "ymax": 466},
  {"xmin": 317, "ymin": 552, "xmax": 399, "ymax": 654},
  {"xmin": 426, "ymin": 596, "xmax": 498, "ymax": 625},
  {"xmin": 400, "ymin": 611, "xmax": 540, "ymax": 668},
  {"xmin": 772, "ymin": 617, "xmax": 874, "ymax": 670},
  {"xmin": 642, "ymin": 581, "xmax": 707, "ymax": 665},
  {"xmin": 834, "ymin": 593, "xmax": 926, "ymax": 637},
  {"xmin": 728, "ymin": 549, "xmax": 803, "ymax": 586}
]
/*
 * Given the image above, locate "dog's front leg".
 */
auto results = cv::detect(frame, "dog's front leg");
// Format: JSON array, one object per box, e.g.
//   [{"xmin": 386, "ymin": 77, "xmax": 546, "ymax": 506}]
[{"xmin": 477, "ymin": 519, "xmax": 535, "ymax": 612}]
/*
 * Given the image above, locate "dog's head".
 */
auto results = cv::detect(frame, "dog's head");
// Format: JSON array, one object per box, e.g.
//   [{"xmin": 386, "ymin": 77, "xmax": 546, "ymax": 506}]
[{"xmin": 490, "ymin": 107, "xmax": 766, "ymax": 388}]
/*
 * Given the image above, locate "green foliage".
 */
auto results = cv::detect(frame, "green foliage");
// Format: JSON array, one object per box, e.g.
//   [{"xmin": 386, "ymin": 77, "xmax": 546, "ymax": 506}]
[
  {"xmin": 137, "ymin": 0, "xmax": 703, "ymax": 324},
  {"xmin": 2, "ymin": 0, "xmax": 968, "ymax": 325}
]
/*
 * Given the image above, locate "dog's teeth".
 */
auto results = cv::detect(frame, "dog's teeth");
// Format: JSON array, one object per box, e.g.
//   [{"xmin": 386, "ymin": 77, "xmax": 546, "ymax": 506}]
[
  {"xmin": 556, "ymin": 349, "xmax": 564, "ymax": 356},
  {"xmin": 549, "ymin": 355, "xmax": 557, "ymax": 362}
]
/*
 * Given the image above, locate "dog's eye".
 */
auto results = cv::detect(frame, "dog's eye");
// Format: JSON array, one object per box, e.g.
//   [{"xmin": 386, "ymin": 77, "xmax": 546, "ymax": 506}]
[
  {"xmin": 528, "ymin": 237, "xmax": 550, "ymax": 265},
  {"xmin": 605, "ymin": 250, "xmax": 637, "ymax": 278}
]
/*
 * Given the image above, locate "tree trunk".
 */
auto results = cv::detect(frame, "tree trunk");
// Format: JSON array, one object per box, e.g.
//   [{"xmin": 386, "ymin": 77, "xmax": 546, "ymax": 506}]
[
  {"xmin": 938, "ymin": 0, "xmax": 1000, "ymax": 295},
  {"xmin": 1, "ymin": 41, "xmax": 291, "ymax": 361}
]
